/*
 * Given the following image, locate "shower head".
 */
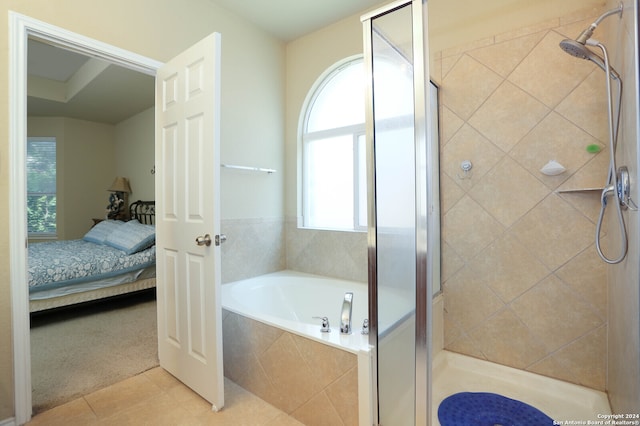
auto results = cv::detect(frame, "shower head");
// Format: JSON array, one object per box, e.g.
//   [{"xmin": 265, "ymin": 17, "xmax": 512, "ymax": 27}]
[
  {"xmin": 559, "ymin": 38, "xmax": 594, "ymax": 60},
  {"xmin": 565, "ymin": 3, "xmax": 623, "ymax": 46},
  {"xmin": 559, "ymin": 38, "xmax": 620, "ymax": 80},
  {"xmin": 558, "ymin": 3, "xmax": 623, "ymax": 80}
]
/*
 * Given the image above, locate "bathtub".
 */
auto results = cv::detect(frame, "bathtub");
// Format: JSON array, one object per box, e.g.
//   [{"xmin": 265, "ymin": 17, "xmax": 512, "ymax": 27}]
[
  {"xmin": 221, "ymin": 270, "xmax": 415, "ymax": 426},
  {"xmin": 222, "ymin": 270, "xmax": 415, "ymax": 426},
  {"xmin": 222, "ymin": 269, "xmax": 413, "ymax": 349},
  {"xmin": 222, "ymin": 270, "xmax": 372, "ymax": 352}
]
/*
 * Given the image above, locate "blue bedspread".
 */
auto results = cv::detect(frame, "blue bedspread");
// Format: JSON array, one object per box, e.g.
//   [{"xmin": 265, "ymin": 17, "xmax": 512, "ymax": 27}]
[{"xmin": 28, "ymin": 239, "xmax": 156, "ymax": 293}]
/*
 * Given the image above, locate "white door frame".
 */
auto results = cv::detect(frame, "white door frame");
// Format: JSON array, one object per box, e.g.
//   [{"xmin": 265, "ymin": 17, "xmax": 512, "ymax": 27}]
[{"xmin": 9, "ymin": 12, "xmax": 163, "ymax": 424}]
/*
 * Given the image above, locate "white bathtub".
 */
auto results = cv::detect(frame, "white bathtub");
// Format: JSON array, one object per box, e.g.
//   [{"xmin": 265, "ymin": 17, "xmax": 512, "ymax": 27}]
[
  {"xmin": 222, "ymin": 270, "xmax": 371, "ymax": 353},
  {"xmin": 222, "ymin": 269, "xmax": 413, "ymax": 353}
]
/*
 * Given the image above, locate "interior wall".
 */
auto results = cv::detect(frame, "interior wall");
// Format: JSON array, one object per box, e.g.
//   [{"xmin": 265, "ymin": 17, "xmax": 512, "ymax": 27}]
[
  {"xmin": 606, "ymin": 0, "xmax": 640, "ymax": 412},
  {"xmin": 28, "ymin": 116, "xmax": 116, "ymax": 240},
  {"xmin": 1, "ymin": 0, "xmax": 286, "ymax": 420},
  {"xmin": 114, "ymin": 107, "xmax": 155, "ymax": 202}
]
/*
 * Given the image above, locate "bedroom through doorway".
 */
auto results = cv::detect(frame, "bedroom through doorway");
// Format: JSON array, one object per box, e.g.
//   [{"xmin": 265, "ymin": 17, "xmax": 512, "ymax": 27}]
[
  {"xmin": 13, "ymin": 14, "xmax": 226, "ymax": 423},
  {"xmin": 27, "ymin": 39, "xmax": 158, "ymax": 414},
  {"xmin": 11, "ymin": 17, "xmax": 162, "ymax": 419}
]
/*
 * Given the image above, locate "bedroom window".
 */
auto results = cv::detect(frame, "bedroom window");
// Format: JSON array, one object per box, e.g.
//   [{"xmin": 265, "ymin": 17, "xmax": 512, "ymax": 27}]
[
  {"xmin": 27, "ymin": 137, "xmax": 57, "ymax": 237},
  {"xmin": 301, "ymin": 57, "xmax": 367, "ymax": 231}
]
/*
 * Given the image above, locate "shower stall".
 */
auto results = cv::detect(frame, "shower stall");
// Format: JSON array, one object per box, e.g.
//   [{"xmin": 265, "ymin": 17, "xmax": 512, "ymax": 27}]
[
  {"xmin": 429, "ymin": 0, "xmax": 639, "ymax": 421},
  {"xmin": 363, "ymin": 0, "xmax": 639, "ymax": 423}
]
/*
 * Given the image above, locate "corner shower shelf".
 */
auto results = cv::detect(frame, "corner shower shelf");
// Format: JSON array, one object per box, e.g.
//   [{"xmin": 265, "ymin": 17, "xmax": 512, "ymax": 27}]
[{"xmin": 556, "ymin": 187, "xmax": 604, "ymax": 194}]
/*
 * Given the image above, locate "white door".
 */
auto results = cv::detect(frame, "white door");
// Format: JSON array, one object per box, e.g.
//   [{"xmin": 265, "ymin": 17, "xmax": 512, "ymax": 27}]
[{"xmin": 155, "ymin": 32, "xmax": 224, "ymax": 410}]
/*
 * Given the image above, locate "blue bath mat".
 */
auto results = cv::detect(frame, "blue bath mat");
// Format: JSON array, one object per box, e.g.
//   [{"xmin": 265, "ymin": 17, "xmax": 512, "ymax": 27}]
[{"xmin": 438, "ymin": 392, "xmax": 554, "ymax": 426}]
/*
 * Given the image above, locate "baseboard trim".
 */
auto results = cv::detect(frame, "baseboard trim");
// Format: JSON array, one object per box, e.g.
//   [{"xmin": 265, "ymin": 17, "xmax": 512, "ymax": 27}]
[{"xmin": 0, "ymin": 417, "xmax": 17, "ymax": 426}]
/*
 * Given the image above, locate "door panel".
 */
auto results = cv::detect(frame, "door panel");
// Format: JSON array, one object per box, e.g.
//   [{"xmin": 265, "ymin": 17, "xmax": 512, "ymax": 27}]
[
  {"xmin": 155, "ymin": 32, "xmax": 224, "ymax": 411},
  {"xmin": 363, "ymin": 2, "xmax": 433, "ymax": 424}
]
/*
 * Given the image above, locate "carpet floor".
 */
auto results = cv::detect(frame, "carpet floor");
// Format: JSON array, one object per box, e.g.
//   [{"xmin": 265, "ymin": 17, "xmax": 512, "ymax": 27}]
[{"xmin": 30, "ymin": 290, "xmax": 159, "ymax": 414}]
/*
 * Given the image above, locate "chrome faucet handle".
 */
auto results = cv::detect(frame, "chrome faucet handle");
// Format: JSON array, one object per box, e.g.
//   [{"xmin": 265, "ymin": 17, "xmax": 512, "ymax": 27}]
[
  {"xmin": 312, "ymin": 316, "xmax": 331, "ymax": 333},
  {"xmin": 361, "ymin": 319, "xmax": 369, "ymax": 335}
]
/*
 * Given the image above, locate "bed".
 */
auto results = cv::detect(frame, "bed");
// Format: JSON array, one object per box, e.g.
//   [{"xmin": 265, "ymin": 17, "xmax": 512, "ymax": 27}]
[{"xmin": 28, "ymin": 200, "xmax": 156, "ymax": 313}]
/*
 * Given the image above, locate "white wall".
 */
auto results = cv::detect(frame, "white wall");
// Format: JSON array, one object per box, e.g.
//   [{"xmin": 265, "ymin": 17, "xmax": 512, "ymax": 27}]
[
  {"xmin": 115, "ymin": 107, "xmax": 155, "ymax": 202},
  {"xmin": 220, "ymin": 34, "xmax": 285, "ymax": 220}
]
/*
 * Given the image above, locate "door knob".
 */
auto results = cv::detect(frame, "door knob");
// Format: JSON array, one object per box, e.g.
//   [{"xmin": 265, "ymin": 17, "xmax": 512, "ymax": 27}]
[
  {"xmin": 215, "ymin": 234, "xmax": 227, "ymax": 246},
  {"xmin": 195, "ymin": 234, "xmax": 212, "ymax": 247}
]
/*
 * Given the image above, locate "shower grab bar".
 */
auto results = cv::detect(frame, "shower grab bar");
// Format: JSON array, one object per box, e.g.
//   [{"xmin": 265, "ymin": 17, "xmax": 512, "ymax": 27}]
[{"xmin": 221, "ymin": 164, "xmax": 276, "ymax": 174}]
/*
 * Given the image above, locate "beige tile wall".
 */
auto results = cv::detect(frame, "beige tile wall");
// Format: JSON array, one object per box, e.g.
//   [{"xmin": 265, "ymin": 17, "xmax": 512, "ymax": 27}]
[
  {"xmin": 222, "ymin": 309, "xmax": 359, "ymax": 426},
  {"xmin": 285, "ymin": 219, "xmax": 368, "ymax": 283},
  {"xmin": 435, "ymin": 8, "xmax": 610, "ymax": 390},
  {"xmin": 221, "ymin": 217, "xmax": 367, "ymax": 284}
]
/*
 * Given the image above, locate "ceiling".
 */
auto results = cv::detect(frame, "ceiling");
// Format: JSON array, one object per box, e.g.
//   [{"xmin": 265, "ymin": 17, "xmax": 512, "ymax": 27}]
[
  {"xmin": 27, "ymin": 39, "xmax": 156, "ymax": 125},
  {"xmin": 26, "ymin": 1, "xmax": 384, "ymax": 125},
  {"xmin": 211, "ymin": 0, "xmax": 386, "ymax": 42}
]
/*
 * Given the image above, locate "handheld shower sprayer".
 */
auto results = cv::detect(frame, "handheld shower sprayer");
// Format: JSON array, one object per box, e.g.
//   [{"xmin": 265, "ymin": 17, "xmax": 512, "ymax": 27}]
[
  {"xmin": 559, "ymin": 4, "xmax": 623, "ymax": 80},
  {"xmin": 559, "ymin": 3, "xmax": 631, "ymax": 264},
  {"xmin": 559, "ymin": 39, "xmax": 621, "ymax": 80}
]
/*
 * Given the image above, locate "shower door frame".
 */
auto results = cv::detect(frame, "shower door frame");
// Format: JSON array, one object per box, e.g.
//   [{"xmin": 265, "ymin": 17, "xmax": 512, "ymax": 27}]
[{"xmin": 362, "ymin": 0, "xmax": 435, "ymax": 424}]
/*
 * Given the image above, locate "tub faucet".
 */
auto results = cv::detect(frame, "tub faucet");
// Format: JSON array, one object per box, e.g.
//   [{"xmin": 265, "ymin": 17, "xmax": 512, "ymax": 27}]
[{"xmin": 340, "ymin": 292, "xmax": 353, "ymax": 334}]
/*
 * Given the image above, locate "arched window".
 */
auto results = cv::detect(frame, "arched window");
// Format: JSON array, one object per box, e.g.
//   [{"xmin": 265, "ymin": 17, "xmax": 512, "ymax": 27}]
[
  {"xmin": 301, "ymin": 57, "xmax": 367, "ymax": 230},
  {"xmin": 301, "ymin": 54, "xmax": 414, "ymax": 231}
]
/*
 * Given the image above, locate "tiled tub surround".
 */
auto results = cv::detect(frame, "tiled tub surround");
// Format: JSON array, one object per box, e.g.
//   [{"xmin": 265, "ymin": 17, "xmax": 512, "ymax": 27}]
[
  {"xmin": 436, "ymin": 7, "xmax": 611, "ymax": 390},
  {"xmin": 221, "ymin": 217, "xmax": 368, "ymax": 284},
  {"xmin": 221, "ymin": 271, "xmax": 374, "ymax": 426},
  {"xmin": 223, "ymin": 310, "xmax": 360, "ymax": 426},
  {"xmin": 285, "ymin": 218, "xmax": 368, "ymax": 283},
  {"xmin": 220, "ymin": 217, "xmax": 286, "ymax": 283}
]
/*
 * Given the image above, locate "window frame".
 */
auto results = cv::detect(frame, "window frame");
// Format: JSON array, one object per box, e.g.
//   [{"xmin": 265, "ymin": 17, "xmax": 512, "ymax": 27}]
[{"xmin": 300, "ymin": 56, "xmax": 367, "ymax": 232}]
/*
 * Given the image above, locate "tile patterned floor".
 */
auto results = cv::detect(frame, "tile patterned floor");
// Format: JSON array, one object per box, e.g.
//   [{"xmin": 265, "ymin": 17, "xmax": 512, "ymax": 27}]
[{"xmin": 27, "ymin": 367, "xmax": 305, "ymax": 426}]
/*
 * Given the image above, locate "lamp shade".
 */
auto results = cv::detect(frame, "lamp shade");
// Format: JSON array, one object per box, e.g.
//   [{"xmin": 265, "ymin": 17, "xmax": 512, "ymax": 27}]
[{"xmin": 107, "ymin": 177, "xmax": 132, "ymax": 193}]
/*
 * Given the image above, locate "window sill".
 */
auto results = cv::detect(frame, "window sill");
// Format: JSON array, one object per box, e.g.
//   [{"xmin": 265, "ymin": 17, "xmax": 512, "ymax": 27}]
[{"xmin": 297, "ymin": 225, "xmax": 367, "ymax": 233}]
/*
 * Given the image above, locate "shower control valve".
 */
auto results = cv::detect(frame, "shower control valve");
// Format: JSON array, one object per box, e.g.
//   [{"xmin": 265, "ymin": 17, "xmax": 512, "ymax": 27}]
[
  {"xmin": 312, "ymin": 316, "xmax": 331, "ymax": 333},
  {"xmin": 616, "ymin": 166, "xmax": 638, "ymax": 211},
  {"xmin": 457, "ymin": 160, "xmax": 473, "ymax": 180}
]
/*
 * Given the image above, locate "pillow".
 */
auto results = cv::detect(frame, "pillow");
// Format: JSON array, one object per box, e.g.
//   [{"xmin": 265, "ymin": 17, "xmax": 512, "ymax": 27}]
[
  {"xmin": 83, "ymin": 220, "xmax": 125, "ymax": 245},
  {"xmin": 105, "ymin": 219, "xmax": 156, "ymax": 255}
]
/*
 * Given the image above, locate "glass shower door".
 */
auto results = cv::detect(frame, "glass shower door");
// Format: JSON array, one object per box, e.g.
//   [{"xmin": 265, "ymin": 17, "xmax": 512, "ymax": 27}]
[{"xmin": 363, "ymin": 1, "xmax": 433, "ymax": 424}]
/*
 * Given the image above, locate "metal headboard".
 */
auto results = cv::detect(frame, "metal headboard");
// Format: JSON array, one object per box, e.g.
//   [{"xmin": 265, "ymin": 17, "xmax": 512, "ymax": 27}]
[{"xmin": 129, "ymin": 200, "xmax": 155, "ymax": 225}]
